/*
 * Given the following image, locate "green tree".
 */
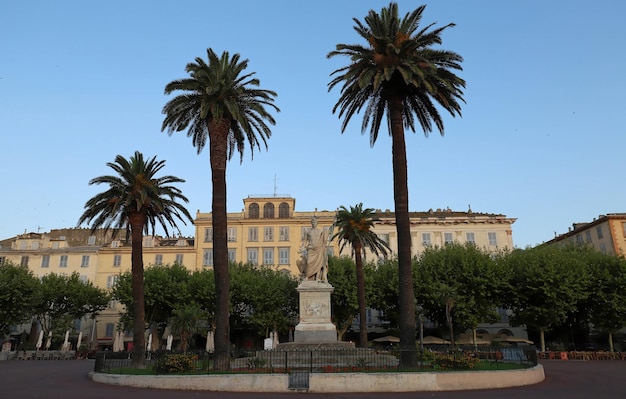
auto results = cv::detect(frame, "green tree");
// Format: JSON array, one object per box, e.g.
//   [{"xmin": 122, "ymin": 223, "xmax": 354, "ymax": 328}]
[
  {"xmin": 113, "ymin": 263, "xmax": 194, "ymax": 350},
  {"xmin": 368, "ymin": 258, "xmax": 400, "ymax": 329},
  {"xmin": 0, "ymin": 261, "xmax": 39, "ymax": 336},
  {"xmin": 162, "ymin": 49, "xmax": 279, "ymax": 371},
  {"xmin": 77, "ymin": 151, "xmax": 192, "ymax": 366},
  {"xmin": 33, "ymin": 273, "xmax": 109, "ymax": 337},
  {"xmin": 328, "ymin": 2, "xmax": 464, "ymax": 368},
  {"xmin": 331, "ymin": 204, "xmax": 390, "ymax": 347},
  {"xmin": 503, "ymin": 245, "xmax": 589, "ymax": 352},
  {"xmin": 416, "ymin": 243, "xmax": 504, "ymax": 346},
  {"xmin": 578, "ymin": 250, "xmax": 626, "ymax": 352},
  {"xmin": 327, "ymin": 256, "xmax": 359, "ymax": 340}
]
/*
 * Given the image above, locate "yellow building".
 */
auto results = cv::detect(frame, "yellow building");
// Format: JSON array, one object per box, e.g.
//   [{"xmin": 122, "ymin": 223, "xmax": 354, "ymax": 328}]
[{"xmin": 543, "ymin": 213, "xmax": 626, "ymax": 256}]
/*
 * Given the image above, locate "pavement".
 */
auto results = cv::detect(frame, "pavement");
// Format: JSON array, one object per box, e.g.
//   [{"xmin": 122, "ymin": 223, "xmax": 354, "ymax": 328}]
[{"xmin": 0, "ymin": 359, "xmax": 624, "ymax": 398}]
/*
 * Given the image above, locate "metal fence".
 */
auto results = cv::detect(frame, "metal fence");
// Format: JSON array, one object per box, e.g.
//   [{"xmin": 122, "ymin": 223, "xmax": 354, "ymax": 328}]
[{"xmin": 94, "ymin": 346, "xmax": 537, "ymax": 375}]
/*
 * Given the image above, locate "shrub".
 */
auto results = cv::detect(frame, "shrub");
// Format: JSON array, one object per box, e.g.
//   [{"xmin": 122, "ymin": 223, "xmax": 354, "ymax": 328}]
[
  {"xmin": 154, "ymin": 353, "xmax": 196, "ymax": 374},
  {"xmin": 432, "ymin": 352, "xmax": 479, "ymax": 370},
  {"xmin": 246, "ymin": 356, "xmax": 267, "ymax": 370}
]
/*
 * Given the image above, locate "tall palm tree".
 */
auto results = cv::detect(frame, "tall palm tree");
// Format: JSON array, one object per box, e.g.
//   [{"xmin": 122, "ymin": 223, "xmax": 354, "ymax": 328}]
[
  {"xmin": 328, "ymin": 3, "xmax": 465, "ymax": 368},
  {"xmin": 161, "ymin": 48, "xmax": 279, "ymax": 371},
  {"xmin": 170, "ymin": 305, "xmax": 202, "ymax": 352},
  {"xmin": 331, "ymin": 203, "xmax": 390, "ymax": 348},
  {"xmin": 77, "ymin": 151, "xmax": 192, "ymax": 366}
]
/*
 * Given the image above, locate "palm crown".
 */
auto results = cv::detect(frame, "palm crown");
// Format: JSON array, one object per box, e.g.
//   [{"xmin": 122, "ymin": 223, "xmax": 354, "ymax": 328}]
[
  {"xmin": 328, "ymin": 2, "xmax": 465, "ymax": 143},
  {"xmin": 77, "ymin": 151, "xmax": 192, "ymax": 236},
  {"xmin": 331, "ymin": 203, "xmax": 391, "ymax": 258},
  {"xmin": 161, "ymin": 48, "xmax": 279, "ymax": 161}
]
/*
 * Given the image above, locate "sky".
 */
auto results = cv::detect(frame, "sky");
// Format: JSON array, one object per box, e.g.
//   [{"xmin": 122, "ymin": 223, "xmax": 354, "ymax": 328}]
[{"xmin": 2, "ymin": 0, "xmax": 625, "ymax": 249}]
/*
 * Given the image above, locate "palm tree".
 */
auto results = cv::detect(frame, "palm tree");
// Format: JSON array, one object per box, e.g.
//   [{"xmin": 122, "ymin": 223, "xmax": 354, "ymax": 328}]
[
  {"xmin": 161, "ymin": 48, "xmax": 279, "ymax": 371},
  {"xmin": 328, "ymin": 3, "xmax": 465, "ymax": 368},
  {"xmin": 170, "ymin": 305, "xmax": 202, "ymax": 352},
  {"xmin": 77, "ymin": 151, "xmax": 193, "ymax": 366},
  {"xmin": 331, "ymin": 204, "xmax": 390, "ymax": 348}
]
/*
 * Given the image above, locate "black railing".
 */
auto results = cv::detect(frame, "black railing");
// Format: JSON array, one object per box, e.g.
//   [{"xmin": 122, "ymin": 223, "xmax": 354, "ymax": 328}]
[{"xmin": 94, "ymin": 346, "xmax": 537, "ymax": 375}]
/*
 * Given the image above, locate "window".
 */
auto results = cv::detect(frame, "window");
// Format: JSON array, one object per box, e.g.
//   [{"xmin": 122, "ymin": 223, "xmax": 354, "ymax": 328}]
[
  {"xmin": 488, "ymin": 232, "xmax": 498, "ymax": 246},
  {"xmin": 301, "ymin": 227, "xmax": 309, "ymax": 240},
  {"xmin": 379, "ymin": 233, "xmax": 390, "ymax": 245},
  {"xmin": 228, "ymin": 249, "xmax": 236, "ymax": 262},
  {"xmin": 204, "ymin": 228, "xmax": 213, "ymax": 242},
  {"xmin": 106, "ymin": 275, "xmax": 119, "ymax": 289},
  {"xmin": 585, "ymin": 230, "xmax": 592, "ymax": 243},
  {"xmin": 264, "ymin": 227, "xmax": 274, "ymax": 241},
  {"xmin": 248, "ymin": 227, "xmax": 258, "ymax": 242},
  {"xmin": 113, "ymin": 255, "xmax": 122, "ymax": 267},
  {"xmin": 597, "ymin": 225, "xmax": 604, "ymax": 239},
  {"xmin": 600, "ymin": 243, "xmax": 607, "ymax": 254},
  {"xmin": 422, "ymin": 233, "xmax": 431, "ymax": 246},
  {"xmin": 279, "ymin": 226, "xmax": 289, "ymax": 241},
  {"xmin": 203, "ymin": 249, "xmax": 213, "ymax": 266},
  {"xmin": 20, "ymin": 256, "xmax": 29, "ymax": 267},
  {"xmin": 576, "ymin": 234, "xmax": 583, "ymax": 244},
  {"xmin": 59, "ymin": 255, "xmax": 68, "ymax": 268},
  {"xmin": 444, "ymin": 232, "xmax": 454, "ymax": 244},
  {"xmin": 19, "ymin": 242, "xmax": 27, "ymax": 250},
  {"xmin": 466, "ymin": 232, "xmax": 476, "ymax": 244},
  {"xmin": 79, "ymin": 275, "xmax": 88, "ymax": 283},
  {"xmin": 249, "ymin": 203, "xmax": 260, "ymax": 219},
  {"xmin": 31, "ymin": 242, "xmax": 40, "ymax": 250},
  {"xmin": 227, "ymin": 227, "xmax": 237, "ymax": 242},
  {"xmin": 176, "ymin": 239, "xmax": 186, "ymax": 247},
  {"xmin": 0, "ymin": 257, "xmax": 5, "ymax": 265},
  {"xmin": 279, "ymin": 203, "xmax": 289, "ymax": 218},
  {"xmin": 88, "ymin": 236, "xmax": 96, "ymax": 245},
  {"xmin": 263, "ymin": 203, "xmax": 275, "ymax": 218},
  {"xmin": 175, "ymin": 254, "xmax": 184, "ymax": 265},
  {"xmin": 52, "ymin": 242, "xmax": 59, "ymax": 249},
  {"xmin": 41, "ymin": 255, "xmax": 50, "ymax": 268},
  {"xmin": 623, "ymin": 223, "xmax": 626, "ymax": 237},
  {"xmin": 263, "ymin": 248, "xmax": 274, "ymax": 265},
  {"xmin": 144, "ymin": 236, "xmax": 153, "ymax": 247},
  {"xmin": 81, "ymin": 255, "xmax": 90, "ymax": 267},
  {"xmin": 247, "ymin": 249, "xmax": 258, "ymax": 265},
  {"xmin": 279, "ymin": 248, "xmax": 289, "ymax": 265},
  {"xmin": 111, "ymin": 240, "xmax": 120, "ymax": 248},
  {"xmin": 155, "ymin": 254, "xmax": 163, "ymax": 265},
  {"xmin": 105, "ymin": 323, "xmax": 115, "ymax": 337}
]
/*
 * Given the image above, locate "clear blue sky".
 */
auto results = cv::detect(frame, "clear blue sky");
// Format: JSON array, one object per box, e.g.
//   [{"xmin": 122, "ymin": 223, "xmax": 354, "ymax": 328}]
[{"xmin": 2, "ymin": 1, "xmax": 625, "ymax": 248}]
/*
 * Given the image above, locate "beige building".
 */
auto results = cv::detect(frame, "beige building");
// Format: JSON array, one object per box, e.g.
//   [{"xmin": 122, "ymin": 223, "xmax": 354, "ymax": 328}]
[
  {"xmin": 543, "ymin": 213, "xmax": 626, "ymax": 256},
  {"xmin": 1, "ymin": 195, "xmax": 519, "ymax": 347}
]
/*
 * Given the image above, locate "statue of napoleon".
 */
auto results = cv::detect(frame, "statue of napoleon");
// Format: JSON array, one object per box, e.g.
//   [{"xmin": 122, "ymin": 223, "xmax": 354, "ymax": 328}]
[{"xmin": 297, "ymin": 217, "xmax": 328, "ymax": 282}]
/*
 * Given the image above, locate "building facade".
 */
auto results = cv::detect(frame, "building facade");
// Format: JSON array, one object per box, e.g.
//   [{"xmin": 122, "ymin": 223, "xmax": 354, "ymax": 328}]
[
  {"xmin": 0, "ymin": 195, "xmax": 520, "ymax": 348},
  {"xmin": 543, "ymin": 213, "xmax": 626, "ymax": 256}
]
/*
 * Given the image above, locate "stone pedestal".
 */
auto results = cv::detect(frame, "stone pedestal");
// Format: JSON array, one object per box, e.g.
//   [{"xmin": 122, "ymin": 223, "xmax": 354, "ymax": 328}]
[{"xmin": 294, "ymin": 281, "xmax": 337, "ymax": 343}]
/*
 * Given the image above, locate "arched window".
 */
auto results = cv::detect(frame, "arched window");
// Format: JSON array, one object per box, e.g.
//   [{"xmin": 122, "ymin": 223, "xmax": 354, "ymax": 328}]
[
  {"xmin": 263, "ymin": 203, "xmax": 275, "ymax": 219},
  {"xmin": 279, "ymin": 203, "xmax": 290, "ymax": 218},
  {"xmin": 249, "ymin": 203, "xmax": 259, "ymax": 219}
]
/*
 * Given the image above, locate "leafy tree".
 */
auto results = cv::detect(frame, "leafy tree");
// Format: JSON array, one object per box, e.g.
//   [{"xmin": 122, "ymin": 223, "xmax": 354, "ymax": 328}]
[
  {"xmin": 578, "ymin": 249, "xmax": 626, "ymax": 352},
  {"xmin": 230, "ymin": 263, "xmax": 298, "ymax": 339},
  {"xmin": 113, "ymin": 263, "xmax": 194, "ymax": 350},
  {"xmin": 77, "ymin": 151, "xmax": 193, "ymax": 366},
  {"xmin": 416, "ymin": 243, "xmax": 504, "ymax": 346},
  {"xmin": 33, "ymin": 273, "xmax": 109, "ymax": 337},
  {"xmin": 503, "ymin": 245, "xmax": 589, "ymax": 352},
  {"xmin": 328, "ymin": 2, "xmax": 464, "ymax": 368},
  {"xmin": 188, "ymin": 269, "xmax": 217, "ymax": 327},
  {"xmin": 327, "ymin": 256, "xmax": 359, "ymax": 340},
  {"xmin": 331, "ymin": 204, "xmax": 390, "ymax": 347},
  {"xmin": 0, "ymin": 261, "xmax": 39, "ymax": 336},
  {"xmin": 162, "ymin": 49, "xmax": 279, "ymax": 371},
  {"xmin": 368, "ymin": 258, "xmax": 400, "ymax": 329}
]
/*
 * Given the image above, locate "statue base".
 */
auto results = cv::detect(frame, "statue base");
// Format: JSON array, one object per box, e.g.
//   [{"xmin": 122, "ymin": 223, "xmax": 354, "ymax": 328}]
[{"xmin": 294, "ymin": 280, "xmax": 337, "ymax": 343}]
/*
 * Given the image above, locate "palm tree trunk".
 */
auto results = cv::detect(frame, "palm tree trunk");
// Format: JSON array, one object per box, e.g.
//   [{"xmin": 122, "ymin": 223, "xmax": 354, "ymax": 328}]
[
  {"xmin": 389, "ymin": 95, "xmax": 417, "ymax": 369},
  {"xmin": 209, "ymin": 120, "xmax": 231, "ymax": 371},
  {"xmin": 130, "ymin": 217, "xmax": 146, "ymax": 367},
  {"xmin": 354, "ymin": 244, "xmax": 368, "ymax": 348}
]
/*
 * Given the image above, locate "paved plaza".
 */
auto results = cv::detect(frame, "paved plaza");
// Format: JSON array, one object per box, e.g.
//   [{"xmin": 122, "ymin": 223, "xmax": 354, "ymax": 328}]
[{"xmin": 1, "ymin": 359, "xmax": 625, "ymax": 398}]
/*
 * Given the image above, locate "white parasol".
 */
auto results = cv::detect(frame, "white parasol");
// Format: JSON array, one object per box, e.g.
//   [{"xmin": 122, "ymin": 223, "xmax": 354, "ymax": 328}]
[
  {"xmin": 166, "ymin": 334, "xmax": 173, "ymax": 351},
  {"xmin": 76, "ymin": 332, "xmax": 83, "ymax": 349},
  {"xmin": 36, "ymin": 330, "xmax": 44, "ymax": 350},
  {"xmin": 205, "ymin": 331, "xmax": 214, "ymax": 352},
  {"xmin": 62, "ymin": 330, "xmax": 70, "ymax": 350},
  {"xmin": 112, "ymin": 331, "xmax": 120, "ymax": 352},
  {"xmin": 45, "ymin": 331, "xmax": 52, "ymax": 350},
  {"xmin": 272, "ymin": 330, "xmax": 279, "ymax": 348},
  {"xmin": 146, "ymin": 333, "xmax": 152, "ymax": 352}
]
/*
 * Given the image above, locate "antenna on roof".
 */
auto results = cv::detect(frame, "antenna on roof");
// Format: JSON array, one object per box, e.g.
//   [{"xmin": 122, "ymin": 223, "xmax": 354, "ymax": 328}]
[{"xmin": 273, "ymin": 174, "xmax": 278, "ymax": 197}]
